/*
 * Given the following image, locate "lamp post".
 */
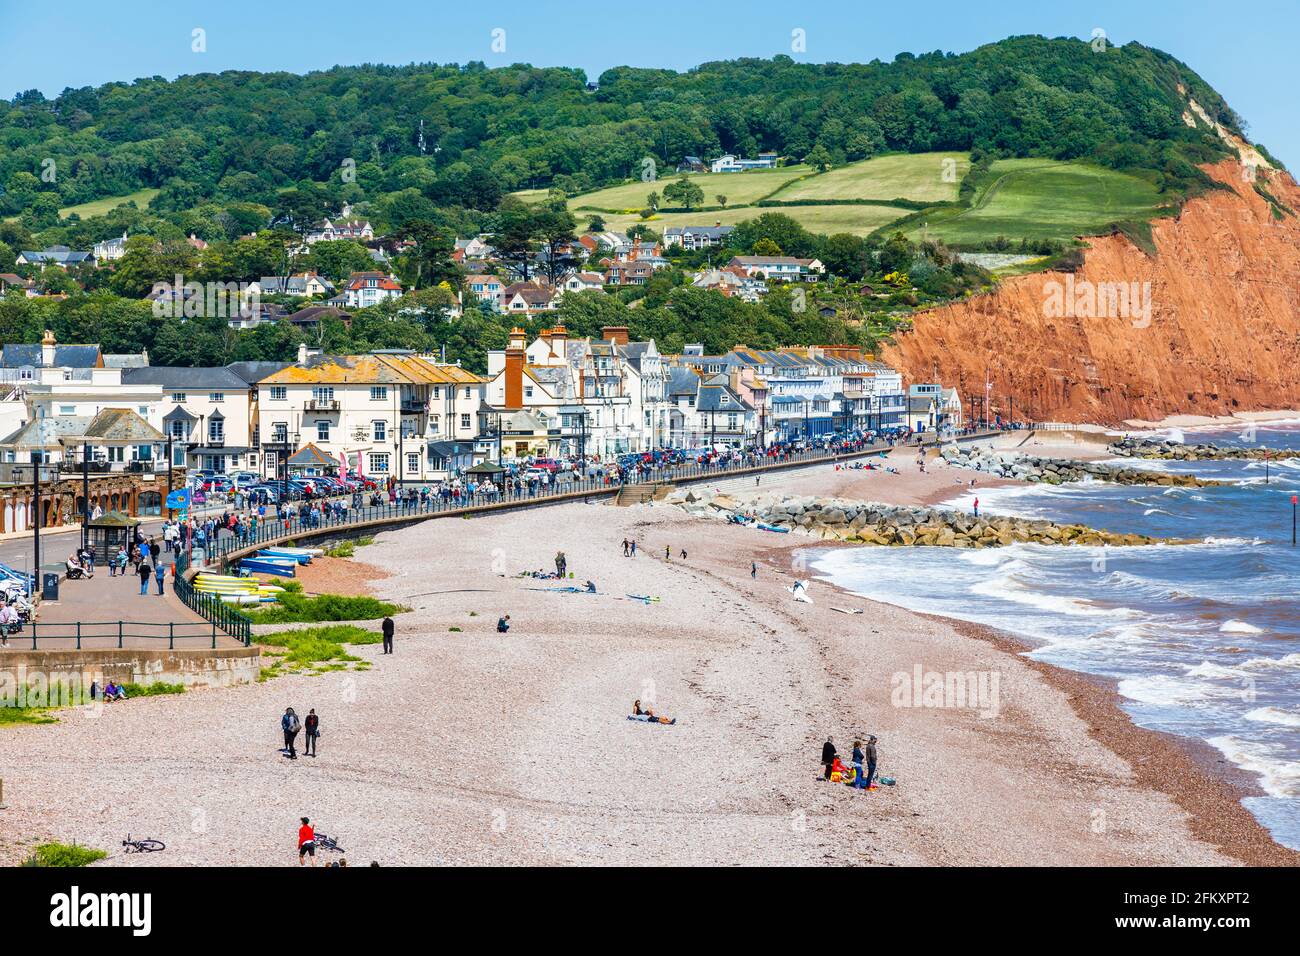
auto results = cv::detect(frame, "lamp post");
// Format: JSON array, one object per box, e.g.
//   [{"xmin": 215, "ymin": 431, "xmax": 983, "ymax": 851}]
[
  {"xmin": 81, "ymin": 438, "xmax": 91, "ymax": 553},
  {"xmin": 166, "ymin": 433, "xmax": 174, "ymax": 519}
]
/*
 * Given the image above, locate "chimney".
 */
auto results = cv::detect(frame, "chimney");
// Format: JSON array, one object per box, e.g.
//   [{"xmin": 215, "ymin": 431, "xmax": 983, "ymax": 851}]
[
  {"xmin": 602, "ymin": 326, "xmax": 630, "ymax": 345},
  {"xmin": 505, "ymin": 327, "xmax": 526, "ymax": 409},
  {"xmin": 715, "ymin": 220, "xmax": 721, "ymax": 228},
  {"xmin": 41, "ymin": 329, "xmax": 56, "ymax": 367},
  {"xmin": 550, "ymin": 324, "xmax": 568, "ymax": 357},
  {"xmin": 297, "ymin": 342, "xmax": 309, "ymax": 364}
]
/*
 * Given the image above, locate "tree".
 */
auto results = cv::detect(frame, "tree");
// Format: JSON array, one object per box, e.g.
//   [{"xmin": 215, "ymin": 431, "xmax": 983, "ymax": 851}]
[
  {"xmin": 304, "ymin": 240, "xmax": 375, "ymax": 283},
  {"xmin": 821, "ymin": 233, "xmax": 870, "ymax": 280},
  {"xmin": 662, "ymin": 178, "xmax": 704, "ymax": 210},
  {"xmin": 534, "ymin": 206, "xmax": 577, "ymax": 285},
  {"xmin": 646, "ymin": 191, "xmax": 660, "ymax": 211},
  {"xmin": 716, "ymin": 195, "xmax": 728, "ymax": 208},
  {"xmin": 393, "ymin": 221, "xmax": 456, "ymax": 290},
  {"xmin": 492, "ymin": 200, "xmax": 539, "ymax": 282},
  {"xmin": 753, "ymin": 238, "xmax": 783, "ymax": 257},
  {"xmin": 803, "ymin": 145, "xmax": 833, "ymax": 172}
]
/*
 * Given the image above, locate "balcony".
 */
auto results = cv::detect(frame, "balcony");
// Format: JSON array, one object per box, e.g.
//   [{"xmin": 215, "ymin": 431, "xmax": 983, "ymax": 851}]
[
  {"xmin": 304, "ymin": 399, "xmax": 340, "ymax": 412},
  {"xmin": 400, "ymin": 399, "xmax": 427, "ymax": 414}
]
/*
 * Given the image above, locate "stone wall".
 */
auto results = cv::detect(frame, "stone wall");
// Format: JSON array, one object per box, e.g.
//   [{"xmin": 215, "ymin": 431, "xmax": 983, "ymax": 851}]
[{"xmin": 0, "ymin": 646, "xmax": 261, "ymax": 692}]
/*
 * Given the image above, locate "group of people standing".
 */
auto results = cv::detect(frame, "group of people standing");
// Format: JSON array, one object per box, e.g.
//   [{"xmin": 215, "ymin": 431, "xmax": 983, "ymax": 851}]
[
  {"xmin": 820, "ymin": 735, "xmax": 880, "ymax": 791},
  {"xmin": 280, "ymin": 706, "xmax": 321, "ymax": 759}
]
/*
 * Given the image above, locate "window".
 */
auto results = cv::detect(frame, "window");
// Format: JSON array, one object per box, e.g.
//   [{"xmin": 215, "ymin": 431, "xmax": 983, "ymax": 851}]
[
  {"xmin": 429, "ymin": 415, "xmax": 440, "ymax": 434},
  {"xmin": 728, "ymin": 413, "xmax": 738, "ymax": 430},
  {"xmin": 208, "ymin": 419, "xmax": 224, "ymax": 442},
  {"xmin": 169, "ymin": 421, "xmax": 187, "ymax": 440},
  {"xmin": 59, "ymin": 405, "xmax": 75, "ymax": 415},
  {"xmin": 269, "ymin": 386, "xmax": 286, "ymax": 401},
  {"xmin": 372, "ymin": 420, "xmax": 386, "ymax": 441},
  {"xmin": 138, "ymin": 406, "xmax": 149, "ymax": 416},
  {"xmin": 209, "ymin": 392, "xmax": 224, "ymax": 403},
  {"xmin": 312, "ymin": 386, "xmax": 334, "ymax": 403},
  {"xmin": 406, "ymin": 453, "xmax": 420, "ymax": 473},
  {"xmin": 432, "ymin": 386, "xmax": 441, "ymax": 399},
  {"xmin": 272, "ymin": 422, "xmax": 288, "ymax": 443},
  {"xmin": 368, "ymin": 453, "xmax": 389, "ymax": 473},
  {"xmin": 463, "ymin": 388, "xmax": 471, "ymax": 399},
  {"xmin": 171, "ymin": 392, "xmax": 186, "ymax": 402},
  {"xmin": 370, "ymin": 386, "xmax": 387, "ymax": 401},
  {"xmin": 135, "ymin": 444, "xmax": 152, "ymax": 461},
  {"xmin": 316, "ymin": 420, "xmax": 331, "ymax": 441},
  {"xmin": 460, "ymin": 413, "xmax": 471, "ymax": 429},
  {"xmin": 524, "ymin": 386, "xmax": 534, "ymax": 398}
]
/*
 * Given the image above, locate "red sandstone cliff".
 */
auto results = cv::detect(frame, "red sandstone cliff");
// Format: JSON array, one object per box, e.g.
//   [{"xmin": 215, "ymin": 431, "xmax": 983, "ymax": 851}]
[{"xmin": 882, "ymin": 161, "xmax": 1300, "ymax": 424}]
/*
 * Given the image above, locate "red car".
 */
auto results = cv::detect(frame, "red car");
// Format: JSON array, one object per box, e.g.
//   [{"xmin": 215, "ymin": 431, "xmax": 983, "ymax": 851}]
[{"xmin": 531, "ymin": 458, "xmax": 561, "ymax": 473}]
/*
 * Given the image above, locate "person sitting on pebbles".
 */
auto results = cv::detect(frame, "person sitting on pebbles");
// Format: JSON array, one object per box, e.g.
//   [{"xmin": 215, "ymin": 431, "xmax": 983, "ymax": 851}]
[{"xmin": 632, "ymin": 699, "xmax": 675, "ymax": 725}]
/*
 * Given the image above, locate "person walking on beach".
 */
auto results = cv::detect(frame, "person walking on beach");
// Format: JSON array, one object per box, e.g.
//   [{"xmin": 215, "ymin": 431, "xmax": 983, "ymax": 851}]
[
  {"xmin": 303, "ymin": 708, "xmax": 320, "ymax": 757},
  {"xmin": 630, "ymin": 540, "xmax": 636, "ymax": 557},
  {"xmin": 973, "ymin": 497, "xmax": 980, "ymax": 518},
  {"xmin": 860, "ymin": 736, "xmax": 879, "ymax": 790},
  {"xmin": 821, "ymin": 736, "xmax": 837, "ymax": 781},
  {"xmin": 381, "ymin": 616, "xmax": 394, "ymax": 654},
  {"xmin": 622, "ymin": 538, "xmax": 629, "ymax": 557},
  {"xmin": 751, "ymin": 561, "xmax": 757, "ymax": 579},
  {"xmin": 664, "ymin": 545, "xmax": 671, "ymax": 561},
  {"xmin": 680, "ymin": 548, "xmax": 687, "ymax": 560},
  {"xmin": 298, "ymin": 817, "xmax": 316, "ymax": 867},
  {"xmin": 137, "ymin": 559, "xmax": 151, "ymax": 595},
  {"xmin": 282, "ymin": 707, "xmax": 301, "ymax": 759},
  {"xmin": 154, "ymin": 559, "xmax": 166, "ymax": 595}
]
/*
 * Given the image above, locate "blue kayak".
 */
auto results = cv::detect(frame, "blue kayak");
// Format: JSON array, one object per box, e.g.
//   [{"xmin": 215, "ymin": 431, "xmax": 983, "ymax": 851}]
[{"xmin": 757, "ymin": 523, "xmax": 790, "ymax": 533}]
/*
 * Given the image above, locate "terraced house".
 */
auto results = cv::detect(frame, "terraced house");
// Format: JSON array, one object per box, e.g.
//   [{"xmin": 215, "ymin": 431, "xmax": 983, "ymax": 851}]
[
  {"xmin": 485, "ymin": 325, "xmax": 668, "ymax": 457},
  {"xmin": 256, "ymin": 349, "xmax": 487, "ymax": 483}
]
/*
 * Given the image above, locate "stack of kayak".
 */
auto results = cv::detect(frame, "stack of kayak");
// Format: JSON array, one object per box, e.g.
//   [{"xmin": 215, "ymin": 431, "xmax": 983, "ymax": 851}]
[
  {"xmin": 192, "ymin": 572, "xmax": 287, "ymax": 605},
  {"xmin": 239, "ymin": 546, "xmax": 322, "ymax": 578}
]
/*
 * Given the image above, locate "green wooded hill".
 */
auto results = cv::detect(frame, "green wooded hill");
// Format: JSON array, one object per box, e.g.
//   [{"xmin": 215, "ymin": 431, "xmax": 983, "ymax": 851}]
[{"xmin": 0, "ymin": 34, "xmax": 1264, "ymax": 234}]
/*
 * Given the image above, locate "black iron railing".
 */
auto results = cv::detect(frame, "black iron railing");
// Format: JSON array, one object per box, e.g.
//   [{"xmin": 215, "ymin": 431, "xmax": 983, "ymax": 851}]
[
  {"xmin": 172, "ymin": 573, "xmax": 252, "ymax": 646},
  {"xmin": 7, "ymin": 620, "xmax": 229, "ymax": 650}
]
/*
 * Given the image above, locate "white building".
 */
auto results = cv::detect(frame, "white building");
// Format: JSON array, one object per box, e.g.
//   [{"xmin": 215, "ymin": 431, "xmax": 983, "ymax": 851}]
[{"xmin": 255, "ymin": 347, "xmax": 486, "ymax": 483}]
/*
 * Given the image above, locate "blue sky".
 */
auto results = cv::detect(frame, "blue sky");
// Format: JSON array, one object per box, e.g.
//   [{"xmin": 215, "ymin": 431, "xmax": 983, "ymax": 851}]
[{"xmin": 1, "ymin": 0, "xmax": 1296, "ymax": 166}]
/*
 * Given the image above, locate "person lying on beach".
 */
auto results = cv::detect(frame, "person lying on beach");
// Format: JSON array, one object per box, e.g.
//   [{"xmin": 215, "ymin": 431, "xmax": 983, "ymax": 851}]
[{"xmin": 632, "ymin": 699, "xmax": 675, "ymax": 724}]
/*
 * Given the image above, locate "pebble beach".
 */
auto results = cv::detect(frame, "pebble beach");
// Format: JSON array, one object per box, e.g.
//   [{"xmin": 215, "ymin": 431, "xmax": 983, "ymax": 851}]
[{"xmin": 2, "ymin": 441, "xmax": 1294, "ymax": 866}]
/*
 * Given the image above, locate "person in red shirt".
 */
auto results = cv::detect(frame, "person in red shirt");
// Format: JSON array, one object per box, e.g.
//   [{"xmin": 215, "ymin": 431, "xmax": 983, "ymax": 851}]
[{"xmin": 298, "ymin": 817, "xmax": 316, "ymax": 866}]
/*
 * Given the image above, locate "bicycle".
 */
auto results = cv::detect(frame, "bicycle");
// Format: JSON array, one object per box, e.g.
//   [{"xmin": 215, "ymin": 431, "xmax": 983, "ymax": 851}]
[
  {"xmin": 314, "ymin": 832, "xmax": 344, "ymax": 854},
  {"xmin": 122, "ymin": 834, "xmax": 165, "ymax": 853}
]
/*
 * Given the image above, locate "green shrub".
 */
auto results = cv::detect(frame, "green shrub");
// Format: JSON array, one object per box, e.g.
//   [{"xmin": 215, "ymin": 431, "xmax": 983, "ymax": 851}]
[
  {"xmin": 256, "ymin": 624, "xmax": 379, "ymax": 675},
  {"xmin": 246, "ymin": 590, "xmax": 403, "ymax": 623},
  {"xmin": 23, "ymin": 842, "xmax": 107, "ymax": 867},
  {"xmin": 120, "ymin": 681, "xmax": 185, "ymax": 698},
  {"xmin": 0, "ymin": 707, "xmax": 58, "ymax": 726}
]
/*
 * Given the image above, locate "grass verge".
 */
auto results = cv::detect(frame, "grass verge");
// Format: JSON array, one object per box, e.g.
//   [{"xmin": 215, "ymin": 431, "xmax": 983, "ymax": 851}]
[{"xmin": 22, "ymin": 842, "xmax": 107, "ymax": 867}]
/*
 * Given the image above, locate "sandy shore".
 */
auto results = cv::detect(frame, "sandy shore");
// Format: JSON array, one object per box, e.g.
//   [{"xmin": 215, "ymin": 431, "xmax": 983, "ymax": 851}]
[
  {"xmin": 2, "ymin": 445, "xmax": 1293, "ymax": 866},
  {"xmin": 1122, "ymin": 409, "xmax": 1300, "ymax": 430}
]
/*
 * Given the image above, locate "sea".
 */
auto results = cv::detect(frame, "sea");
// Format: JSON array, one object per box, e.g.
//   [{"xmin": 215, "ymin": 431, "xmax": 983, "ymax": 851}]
[{"xmin": 810, "ymin": 421, "xmax": 1300, "ymax": 851}]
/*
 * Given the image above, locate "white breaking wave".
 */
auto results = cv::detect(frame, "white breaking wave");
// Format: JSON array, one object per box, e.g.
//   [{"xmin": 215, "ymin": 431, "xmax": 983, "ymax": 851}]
[
  {"xmin": 1208, "ymin": 736, "xmax": 1300, "ymax": 798},
  {"xmin": 1244, "ymin": 707, "xmax": 1300, "ymax": 728},
  {"xmin": 1220, "ymin": 619, "xmax": 1264, "ymax": 634}
]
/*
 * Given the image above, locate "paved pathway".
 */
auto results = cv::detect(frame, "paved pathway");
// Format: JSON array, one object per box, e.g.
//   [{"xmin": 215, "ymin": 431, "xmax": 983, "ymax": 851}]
[{"xmin": 2, "ymin": 554, "xmax": 237, "ymax": 652}]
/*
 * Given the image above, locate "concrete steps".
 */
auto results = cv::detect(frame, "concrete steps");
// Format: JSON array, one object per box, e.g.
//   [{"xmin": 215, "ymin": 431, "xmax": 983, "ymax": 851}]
[{"xmin": 610, "ymin": 483, "xmax": 663, "ymax": 506}]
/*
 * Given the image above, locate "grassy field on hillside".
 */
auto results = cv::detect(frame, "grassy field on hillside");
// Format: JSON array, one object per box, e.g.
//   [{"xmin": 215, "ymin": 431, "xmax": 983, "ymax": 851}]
[
  {"xmin": 596, "ymin": 203, "xmax": 910, "ymax": 237},
  {"xmin": 571, "ymin": 165, "xmax": 810, "ymax": 213},
  {"xmin": 903, "ymin": 160, "xmax": 1165, "ymax": 246},
  {"xmin": 59, "ymin": 188, "xmax": 160, "ymax": 220},
  {"xmin": 771, "ymin": 152, "xmax": 969, "ymax": 203}
]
